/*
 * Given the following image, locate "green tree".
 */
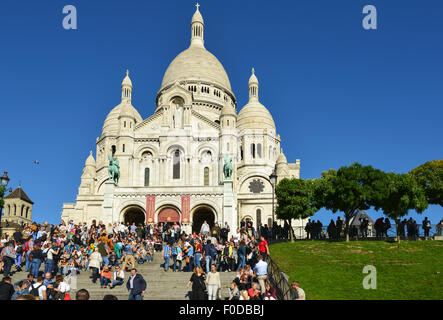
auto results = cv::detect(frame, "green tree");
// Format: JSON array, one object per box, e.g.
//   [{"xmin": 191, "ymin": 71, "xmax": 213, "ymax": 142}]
[
  {"xmin": 375, "ymin": 172, "xmax": 428, "ymax": 242},
  {"xmin": 0, "ymin": 185, "xmax": 5, "ymax": 210},
  {"xmin": 275, "ymin": 178, "xmax": 319, "ymax": 242},
  {"xmin": 316, "ymin": 163, "xmax": 387, "ymax": 241},
  {"xmin": 410, "ymin": 159, "xmax": 443, "ymax": 207}
]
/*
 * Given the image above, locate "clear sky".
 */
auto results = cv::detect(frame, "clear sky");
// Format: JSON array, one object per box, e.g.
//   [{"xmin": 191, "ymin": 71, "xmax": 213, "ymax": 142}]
[{"xmin": 0, "ymin": 0, "xmax": 442, "ymax": 225}]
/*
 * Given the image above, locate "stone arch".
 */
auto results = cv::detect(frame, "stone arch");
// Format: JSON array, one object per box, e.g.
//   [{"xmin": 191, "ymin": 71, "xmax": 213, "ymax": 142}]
[
  {"xmin": 96, "ymin": 176, "xmax": 110, "ymax": 195},
  {"xmin": 156, "ymin": 205, "xmax": 181, "ymax": 224},
  {"xmin": 191, "ymin": 203, "xmax": 218, "ymax": 234},
  {"xmin": 120, "ymin": 204, "xmax": 146, "ymax": 226},
  {"xmin": 135, "ymin": 144, "xmax": 159, "ymax": 159},
  {"xmin": 155, "ymin": 204, "xmax": 181, "ymax": 224},
  {"xmin": 159, "ymin": 83, "xmax": 193, "ymax": 107}
]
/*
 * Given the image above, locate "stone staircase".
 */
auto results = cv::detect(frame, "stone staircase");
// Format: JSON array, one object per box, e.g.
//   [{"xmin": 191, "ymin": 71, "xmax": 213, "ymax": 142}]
[{"xmin": 9, "ymin": 253, "xmax": 236, "ymax": 300}]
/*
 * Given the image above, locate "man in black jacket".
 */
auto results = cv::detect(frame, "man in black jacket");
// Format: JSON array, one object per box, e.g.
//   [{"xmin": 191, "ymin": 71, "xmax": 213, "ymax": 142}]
[
  {"xmin": 126, "ymin": 268, "xmax": 146, "ymax": 300},
  {"xmin": 0, "ymin": 277, "xmax": 15, "ymax": 300}
]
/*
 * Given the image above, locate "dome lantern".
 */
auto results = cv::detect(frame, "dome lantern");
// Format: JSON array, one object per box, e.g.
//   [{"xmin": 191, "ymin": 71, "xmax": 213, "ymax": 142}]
[
  {"xmin": 191, "ymin": 3, "xmax": 204, "ymax": 48},
  {"xmin": 248, "ymin": 68, "xmax": 259, "ymax": 102},
  {"xmin": 121, "ymin": 70, "xmax": 132, "ymax": 104}
]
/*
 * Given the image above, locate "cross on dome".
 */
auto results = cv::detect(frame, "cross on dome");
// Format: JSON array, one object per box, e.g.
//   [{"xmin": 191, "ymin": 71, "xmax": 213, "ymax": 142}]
[{"xmin": 196, "ymin": 3, "xmax": 200, "ymax": 10}]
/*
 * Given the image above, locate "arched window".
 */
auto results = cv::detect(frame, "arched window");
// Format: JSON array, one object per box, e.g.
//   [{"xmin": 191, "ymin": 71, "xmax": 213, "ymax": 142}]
[
  {"xmin": 204, "ymin": 167, "xmax": 209, "ymax": 186},
  {"xmin": 251, "ymin": 143, "xmax": 256, "ymax": 158},
  {"xmin": 144, "ymin": 168, "xmax": 150, "ymax": 187},
  {"xmin": 26, "ymin": 207, "xmax": 29, "ymax": 219},
  {"xmin": 14, "ymin": 204, "xmax": 16, "ymax": 216},
  {"xmin": 173, "ymin": 150, "xmax": 180, "ymax": 179},
  {"xmin": 21, "ymin": 205, "xmax": 24, "ymax": 217},
  {"xmin": 257, "ymin": 143, "xmax": 262, "ymax": 158},
  {"xmin": 7, "ymin": 205, "xmax": 10, "ymax": 216},
  {"xmin": 142, "ymin": 151, "xmax": 153, "ymax": 158},
  {"xmin": 240, "ymin": 146, "xmax": 244, "ymax": 160},
  {"xmin": 122, "ymin": 144, "xmax": 125, "ymax": 153}
]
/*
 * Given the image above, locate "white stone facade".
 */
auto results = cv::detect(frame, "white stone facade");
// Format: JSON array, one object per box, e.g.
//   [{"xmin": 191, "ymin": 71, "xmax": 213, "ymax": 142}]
[{"xmin": 61, "ymin": 5, "xmax": 302, "ymax": 235}]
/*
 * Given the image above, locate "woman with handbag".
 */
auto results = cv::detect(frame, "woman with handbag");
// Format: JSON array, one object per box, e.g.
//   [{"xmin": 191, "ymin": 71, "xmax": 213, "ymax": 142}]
[{"xmin": 187, "ymin": 266, "xmax": 206, "ymax": 300}]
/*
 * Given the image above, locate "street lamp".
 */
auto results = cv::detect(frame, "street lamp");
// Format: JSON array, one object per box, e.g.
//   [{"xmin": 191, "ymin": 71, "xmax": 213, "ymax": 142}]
[
  {"xmin": 269, "ymin": 166, "xmax": 277, "ymax": 228},
  {"xmin": 0, "ymin": 171, "xmax": 11, "ymax": 237},
  {"xmin": 1, "ymin": 171, "xmax": 10, "ymax": 187}
]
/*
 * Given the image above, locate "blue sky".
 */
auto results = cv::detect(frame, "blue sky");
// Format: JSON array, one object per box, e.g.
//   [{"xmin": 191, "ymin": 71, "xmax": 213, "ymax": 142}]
[{"xmin": 0, "ymin": 0, "xmax": 442, "ymax": 225}]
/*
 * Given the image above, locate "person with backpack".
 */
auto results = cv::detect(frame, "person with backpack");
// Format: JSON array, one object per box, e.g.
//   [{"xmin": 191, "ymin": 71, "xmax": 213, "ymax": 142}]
[
  {"xmin": 203, "ymin": 240, "xmax": 215, "ymax": 273},
  {"xmin": 29, "ymin": 245, "xmax": 44, "ymax": 277},
  {"xmin": 44, "ymin": 242, "xmax": 59, "ymax": 275},
  {"xmin": 422, "ymin": 217, "xmax": 432, "ymax": 238},
  {"xmin": 29, "ymin": 276, "xmax": 47, "ymax": 300},
  {"xmin": 162, "ymin": 242, "xmax": 172, "ymax": 271}
]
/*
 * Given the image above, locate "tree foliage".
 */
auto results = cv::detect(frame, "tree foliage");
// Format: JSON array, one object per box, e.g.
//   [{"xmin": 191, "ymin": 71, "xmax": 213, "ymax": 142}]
[
  {"xmin": 375, "ymin": 173, "xmax": 428, "ymax": 220},
  {"xmin": 410, "ymin": 159, "xmax": 443, "ymax": 207},
  {"xmin": 0, "ymin": 185, "xmax": 5, "ymax": 209},
  {"xmin": 315, "ymin": 163, "xmax": 387, "ymax": 241},
  {"xmin": 275, "ymin": 178, "xmax": 319, "ymax": 221}
]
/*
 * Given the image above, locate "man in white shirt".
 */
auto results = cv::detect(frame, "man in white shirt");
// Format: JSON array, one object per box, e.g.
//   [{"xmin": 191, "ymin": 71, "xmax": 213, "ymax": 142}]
[
  {"xmin": 200, "ymin": 221, "xmax": 210, "ymax": 235},
  {"xmin": 232, "ymin": 229, "xmax": 241, "ymax": 243},
  {"xmin": 30, "ymin": 276, "xmax": 47, "ymax": 300},
  {"xmin": 110, "ymin": 266, "xmax": 125, "ymax": 289},
  {"xmin": 253, "ymin": 255, "xmax": 268, "ymax": 293}
]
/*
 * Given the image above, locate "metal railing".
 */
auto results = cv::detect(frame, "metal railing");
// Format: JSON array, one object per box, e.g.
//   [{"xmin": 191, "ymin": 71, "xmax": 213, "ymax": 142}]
[
  {"xmin": 265, "ymin": 254, "xmax": 295, "ymax": 300},
  {"xmin": 288, "ymin": 224, "xmax": 443, "ymax": 240}
]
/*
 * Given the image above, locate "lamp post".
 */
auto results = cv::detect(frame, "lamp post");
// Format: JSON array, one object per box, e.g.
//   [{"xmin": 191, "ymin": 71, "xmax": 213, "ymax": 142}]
[
  {"xmin": 269, "ymin": 167, "xmax": 277, "ymax": 235},
  {"xmin": 0, "ymin": 171, "xmax": 11, "ymax": 236}
]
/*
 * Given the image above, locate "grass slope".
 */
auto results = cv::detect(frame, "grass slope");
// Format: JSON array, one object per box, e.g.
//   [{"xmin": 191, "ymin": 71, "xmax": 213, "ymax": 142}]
[{"xmin": 270, "ymin": 240, "xmax": 443, "ymax": 300}]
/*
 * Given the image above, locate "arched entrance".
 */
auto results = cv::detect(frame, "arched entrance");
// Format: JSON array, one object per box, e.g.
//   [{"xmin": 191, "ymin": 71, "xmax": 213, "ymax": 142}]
[
  {"xmin": 192, "ymin": 205, "xmax": 216, "ymax": 234},
  {"xmin": 123, "ymin": 206, "xmax": 145, "ymax": 225},
  {"xmin": 158, "ymin": 207, "xmax": 180, "ymax": 224}
]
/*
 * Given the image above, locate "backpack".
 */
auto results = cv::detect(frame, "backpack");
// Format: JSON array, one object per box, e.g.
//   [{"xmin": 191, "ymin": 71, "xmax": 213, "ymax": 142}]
[
  {"xmin": 16, "ymin": 246, "xmax": 23, "ymax": 255},
  {"xmin": 30, "ymin": 283, "xmax": 44, "ymax": 297},
  {"xmin": 171, "ymin": 246, "xmax": 177, "ymax": 256}
]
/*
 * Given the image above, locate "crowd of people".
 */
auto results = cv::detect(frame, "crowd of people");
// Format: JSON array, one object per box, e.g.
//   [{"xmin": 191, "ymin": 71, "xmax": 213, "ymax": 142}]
[
  {"xmin": 0, "ymin": 219, "xmax": 305, "ymax": 300},
  {"xmin": 305, "ymin": 217, "xmax": 442, "ymax": 240}
]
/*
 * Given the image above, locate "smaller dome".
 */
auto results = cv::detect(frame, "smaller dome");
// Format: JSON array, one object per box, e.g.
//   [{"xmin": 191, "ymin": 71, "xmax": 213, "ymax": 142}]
[
  {"xmin": 102, "ymin": 103, "xmax": 143, "ymax": 136},
  {"xmin": 237, "ymin": 100, "xmax": 275, "ymax": 131},
  {"xmin": 85, "ymin": 151, "xmax": 96, "ymax": 167},
  {"xmin": 277, "ymin": 150, "xmax": 288, "ymax": 164},
  {"xmin": 122, "ymin": 70, "xmax": 132, "ymax": 87},
  {"xmin": 221, "ymin": 102, "xmax": 236, "ymax": 117}
]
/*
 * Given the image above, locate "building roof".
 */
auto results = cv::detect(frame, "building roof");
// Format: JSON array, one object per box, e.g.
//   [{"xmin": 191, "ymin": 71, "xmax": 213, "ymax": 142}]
[
  {"xmin": 4, "ymin": 186, "xmax": 34, "ymax": 204},
  {"xmin": 349, "ymin": 210, "xmax": 374, "ymax": 226}
]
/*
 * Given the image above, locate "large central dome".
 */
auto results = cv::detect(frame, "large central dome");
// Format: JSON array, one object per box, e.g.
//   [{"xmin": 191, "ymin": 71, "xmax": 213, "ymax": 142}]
[
  {"xmin": 161, "ymin": 46, "xmax": 232, "ymax": 92},
  {"xmin": 159, "ymin": 5, "xmax": 232, "ymax": 94}
]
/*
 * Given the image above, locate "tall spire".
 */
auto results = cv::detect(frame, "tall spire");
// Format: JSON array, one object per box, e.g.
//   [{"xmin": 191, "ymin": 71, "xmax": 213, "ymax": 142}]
[
  {"xmin": 191, "ymin": 3, "xmax": 204, "ymax": 48},
  {"xmin": 248, "ymin": 67, "xmax": 259, "ymax": 101},
  {"xmin": 121, "ymin": 69, "xmax": 133, "ymax": 104}
]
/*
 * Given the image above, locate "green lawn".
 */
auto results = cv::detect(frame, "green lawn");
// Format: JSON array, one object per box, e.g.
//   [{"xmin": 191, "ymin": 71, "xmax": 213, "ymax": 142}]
[{"xmin": 270, "ymin": 240, "xmax": 443, "ymax": 300}]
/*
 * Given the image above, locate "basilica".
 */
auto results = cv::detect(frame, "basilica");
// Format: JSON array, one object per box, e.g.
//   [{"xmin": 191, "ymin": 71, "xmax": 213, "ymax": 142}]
[{"xmin": 61, "ymin": 5, "xmax": 301, "ymax": 235}]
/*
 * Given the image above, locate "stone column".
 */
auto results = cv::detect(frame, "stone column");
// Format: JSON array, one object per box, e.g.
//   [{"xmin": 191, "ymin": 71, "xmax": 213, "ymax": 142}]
[
  {"xmin": 222, "ymin": 179, "xmax": 237, "ymax": 239},
  {"xmin": 101, "ymin": 180, "xmax": 115, "ymax": 225}
]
